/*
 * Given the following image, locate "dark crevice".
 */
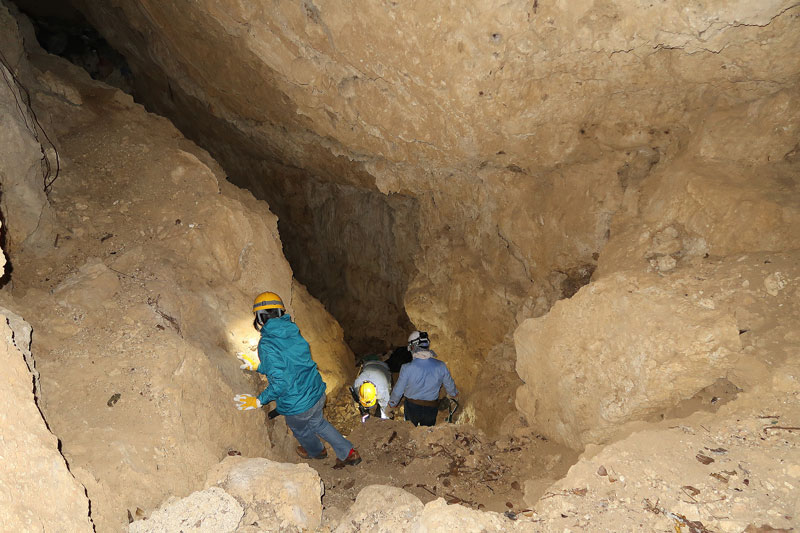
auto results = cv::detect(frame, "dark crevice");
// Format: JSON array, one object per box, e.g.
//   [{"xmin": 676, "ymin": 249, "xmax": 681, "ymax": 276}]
[{"xmin": 13, "ymin": 2, "xmax": 134, "ymax": 95}]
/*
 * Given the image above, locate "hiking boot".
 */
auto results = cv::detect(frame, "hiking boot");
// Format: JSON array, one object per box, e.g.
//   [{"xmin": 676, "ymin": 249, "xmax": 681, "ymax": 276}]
[
  {"xmin": 296, "ymin": 446, "xmax": 327, "ymax": 460},
  {"xmin": 333, "ymin": 448, "xmax": 361, "ymax": 469}
]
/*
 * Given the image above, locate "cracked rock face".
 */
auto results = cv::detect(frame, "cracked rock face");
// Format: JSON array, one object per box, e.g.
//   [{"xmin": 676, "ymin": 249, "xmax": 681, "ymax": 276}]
[
  {"xmin": 0, "ymin": 9, "xmax": 356, "ymax": 527},
  {"xmin": 55, "ymin": 1, "xmax": 799, "ymax": 422}
]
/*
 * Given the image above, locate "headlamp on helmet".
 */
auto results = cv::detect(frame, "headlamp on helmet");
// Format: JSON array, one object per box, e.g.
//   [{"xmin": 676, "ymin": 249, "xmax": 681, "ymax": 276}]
[{"xmin": 407, "ymin": 330, "xmax": 429, "ymax": 351}]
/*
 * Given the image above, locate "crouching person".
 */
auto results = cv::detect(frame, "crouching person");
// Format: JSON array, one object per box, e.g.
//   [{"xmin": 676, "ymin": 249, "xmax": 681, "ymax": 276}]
[{"xmin": 353, "ymin": 360, "xmax": 392, "ymax": 420}]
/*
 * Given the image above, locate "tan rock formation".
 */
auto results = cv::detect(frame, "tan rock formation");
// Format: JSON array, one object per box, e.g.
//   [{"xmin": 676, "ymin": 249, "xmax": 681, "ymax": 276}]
[
  {"xmin": 127, "ymin": 456, "xmax": 324, "ymax": 532},
  {"xmin": 60, "ymin": 1, "xmax": 799, "ymax": 422},
  {"xmin": 335, "ymin": 484, "xmax": 537, "ymax": 532},
  {"xmin": 0, "ymin": 10, "xmax": 91, "ymax": 529},
  {"xmin": 0, "ymin": 3, "xmax": 57, "ymax": 258},
  {"xmin": 532, "ymin": 390, "xmax": 800, "ymax": 533},
  {"xmin": 128, "ymin": 486, "xmax": 243, "ymax": 533},
  {"xmin": 515, "ymin": 269, "xmax": 742, "ymax": 448},
  {"xmin": 0, "ymin": 9, "xmax": 355, "ymax": 530},
  {"xmin": 0, "ymin": 305, "xmax": 94, "ymax": 532},
  {"xmin": 205, "ymin": 456, "xmax": 324, "ymax": 531},
  {"xmin": 516, "ymin": 251, "xmax": 799, "ymax": 449},
  {"xmin": 333, "ymin": 485, "xmax": 424, "ymax": 533}
]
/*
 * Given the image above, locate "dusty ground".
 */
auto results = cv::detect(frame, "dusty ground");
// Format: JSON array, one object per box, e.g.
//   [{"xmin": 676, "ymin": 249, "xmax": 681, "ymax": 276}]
[
  {"xmin": 300, "ymin": 413, "xmax": 578, "ymax": 521},
  {"xmin": 534, "ymin": 389, "xmax": 800, "ymax": 533},
  {"xmin": 282, "ymin": 390, "xmax": 579, "ymax": 526}
]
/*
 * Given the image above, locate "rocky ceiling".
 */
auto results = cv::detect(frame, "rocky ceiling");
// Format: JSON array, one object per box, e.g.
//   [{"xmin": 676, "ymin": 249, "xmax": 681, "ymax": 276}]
[{"xmin": 17, "ymin": 0, "xmax": 800, "ymax": 395}]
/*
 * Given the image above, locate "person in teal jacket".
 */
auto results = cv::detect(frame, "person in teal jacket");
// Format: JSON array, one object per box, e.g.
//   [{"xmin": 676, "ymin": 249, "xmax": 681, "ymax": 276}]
[{"xmin": 234, "ymin": 291, "xmax": 361, "ymax": 468}]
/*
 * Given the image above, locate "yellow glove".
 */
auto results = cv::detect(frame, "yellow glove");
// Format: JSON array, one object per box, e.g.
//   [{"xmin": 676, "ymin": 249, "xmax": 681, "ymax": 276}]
[
  {"xmin": 233, "ymin": 394, "xmax": 261, "ymax": 411},
  {"xmin": 237, "ymin": 352, "xmax": 260, "ymax": 371}
]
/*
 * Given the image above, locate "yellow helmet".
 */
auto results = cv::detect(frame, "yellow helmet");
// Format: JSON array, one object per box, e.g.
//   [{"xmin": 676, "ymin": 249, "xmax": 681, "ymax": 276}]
[
  {"xmin": 253, "ymin": 292, "xmax": 285, "ymax": 313},
  {"xmin": 359, "ymin": 382, "xmax": 377, "ymax": 408},
  {"xmin": 253, "ymin": 292, "xmax": 285, "ymax": 330}
]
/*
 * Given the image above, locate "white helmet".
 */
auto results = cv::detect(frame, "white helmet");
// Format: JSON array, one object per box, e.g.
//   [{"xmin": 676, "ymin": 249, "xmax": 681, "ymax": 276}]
[{"xmin": 407, "ymin": 330, "xmax": 430, "ymax": 350}]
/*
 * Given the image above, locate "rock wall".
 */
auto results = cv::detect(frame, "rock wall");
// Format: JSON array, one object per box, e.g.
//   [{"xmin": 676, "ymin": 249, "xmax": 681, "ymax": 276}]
[
  {"xmin": 0, "ymin": 5, "xmax": 356, "ymax": 530},
  {"xmin": 0, "ymin": 3, "xmax": 57, "ymax": 261},
  {"xmin": 514, "ymin": 98, "xmax": 800, "ymax": 448},
  {"xmin": 0, "ymin": 9, "xmax": 91, "ymax": 530},
  {"xmin": 0, "ymin": 305, "xmax": 94, "ymax": 532},
  {"xmin": 50, "ymin": 0, "xmax": 798, "ymax": 406}
]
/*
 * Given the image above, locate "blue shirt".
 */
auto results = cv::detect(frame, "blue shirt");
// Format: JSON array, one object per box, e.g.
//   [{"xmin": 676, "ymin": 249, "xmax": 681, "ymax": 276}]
[{"xmin": 389, "ymin": 352, "xmax": 458, "ymax": 407}]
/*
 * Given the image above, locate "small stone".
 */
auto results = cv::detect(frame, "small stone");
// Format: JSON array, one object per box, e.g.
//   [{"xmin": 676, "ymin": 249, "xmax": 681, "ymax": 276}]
[
  {"xmin": 696, "ymin": 453, "xmax": 715, "ymax": 465},
  {"xmin": 656, "ymin": 255, "xmax": 677, "ymax": 272},
  {"xmin": 107, "ymin": 393, "xmax": 121, "ymax": 407},
  {"xmin": 764, "ymin": 272, "xmax": 787, "ymax": 296}
]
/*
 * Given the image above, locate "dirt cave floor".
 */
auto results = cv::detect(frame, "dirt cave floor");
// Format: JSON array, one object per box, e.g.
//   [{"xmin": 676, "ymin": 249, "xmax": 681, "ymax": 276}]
[{"xmin": 275, "ymin": 390, "xmax": 579, "ymax": 524}]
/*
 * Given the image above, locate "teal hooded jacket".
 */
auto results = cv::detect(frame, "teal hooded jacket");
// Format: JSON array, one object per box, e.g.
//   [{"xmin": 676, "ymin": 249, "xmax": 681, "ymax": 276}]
[{"xmin": 256, "ymin": 314, "xmax": 326, "ymax": 415}]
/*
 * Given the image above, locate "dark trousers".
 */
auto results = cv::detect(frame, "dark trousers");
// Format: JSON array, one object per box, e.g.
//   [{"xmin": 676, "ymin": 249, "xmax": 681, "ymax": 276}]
[{"xmin": 404, "ymin": 399, "xmax": 438, "ymax": 426}]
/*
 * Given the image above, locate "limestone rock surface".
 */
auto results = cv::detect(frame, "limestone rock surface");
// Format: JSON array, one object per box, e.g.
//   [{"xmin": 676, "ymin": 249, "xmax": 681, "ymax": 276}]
[
  {"xmin": 336, "ymin": 484, "xmax": 536, "ymax": 532},
  {"xmin": 515, "ymin": 270, "xmax": 742, "ymax": 448},
  {"xmin": 532, "ymin": 391, "xmax": 800, "ymax": 533},
  {"xmin": 0, "ymin": 13, "xmax": 355, "ymax": 531},
  {"xmin": 128, "ymin": 486, "xmax": 243, "ymax": 533},
  {"xmin": 0, "ymin": 4, "xmax": 57, "ymax": 257},
  {"xmin": 64, "ymin": 0, "xmax": 798, "ymax": 413},
  {"xmin": 334, "ymin": 485, "xmax": 423, "ymax": 533},
  {"xmin": 516, "ymin": 250, "xmax": 800, "ymax": 448},
  {"xmin": 128, "ymin": 457, "xmax": 323, "ymax": 532},
  {"xmin": 0, "ymin": 9, "xmax": 92, "ymax": 530},
  {"xmin": 0, "ymin": 307, "xmax": 93, "ymax": 532},
  {"xmin": 596, "ymin": 159, "xmax": 800, "ymax": 278},
  {"xmin": 205, "ymin": 456, "xmax": 324, "ymax": 532}
]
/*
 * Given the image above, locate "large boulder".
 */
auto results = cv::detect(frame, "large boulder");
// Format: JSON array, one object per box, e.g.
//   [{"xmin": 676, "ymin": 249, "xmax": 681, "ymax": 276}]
[
  {"xmin": 336, "ymin": 485, "xmax": 535, "ymax": 532},
  {"xmin": 515, "ymin": 270, "xmax": 742, "ymax": 448},
  {"xmin": 128, "ymin": 487, "xmax": 243, "ymax": 533},
  {"xmin": 128, "ymin": 457, "xmax": 323, "ymax": 533},
  {"xmin": 205, "ymin": 456, "xmax": 324, "ymax": 532},
  {"xmin": 334, "ymin": 485, "xmax": 423, "ymax": 533}
]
